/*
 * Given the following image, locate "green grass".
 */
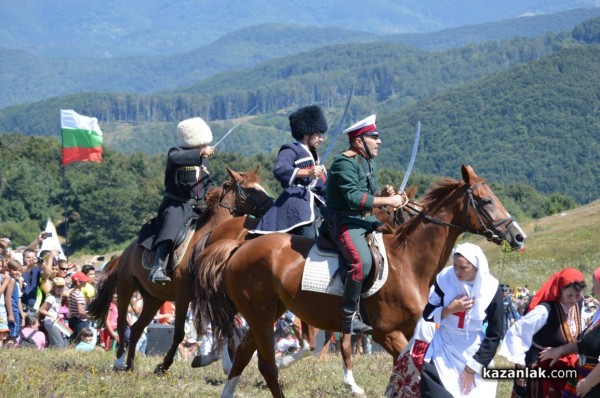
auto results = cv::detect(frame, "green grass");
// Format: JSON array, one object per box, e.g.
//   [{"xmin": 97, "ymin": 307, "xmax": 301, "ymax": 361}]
[
  {"xmin": 472, "ymin": 198, "xmax": 600, "ymax": 291},
  {"xmin": 1, "ymin": 348, "xmax": 517, "ymax": 397},
  {"xmin": 51, "ymin": 196, "xmax": 600, "ymax": 397}
]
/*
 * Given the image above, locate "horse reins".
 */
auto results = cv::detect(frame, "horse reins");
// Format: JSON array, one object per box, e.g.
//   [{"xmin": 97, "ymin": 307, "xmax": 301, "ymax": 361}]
[
  {"xmin": 218, "ymin": 181, "xmax": 272, "ymax": 217},
  {"xmin": 409, "ymin": 181, "xmax": 514, "ymax": 242}
]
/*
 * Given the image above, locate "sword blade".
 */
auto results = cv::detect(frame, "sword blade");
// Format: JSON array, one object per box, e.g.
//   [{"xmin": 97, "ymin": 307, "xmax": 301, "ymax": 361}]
[
  {"xmin": 399, "ymin": 121, "xmax": 421, "ymax": 192},
  {"xmin": 213, "ymin": 104, "xmax": 258, "ymax": 148},
  {"xmin": 321, "ymin": 84, "xmax": 354, "ymax": 164}
]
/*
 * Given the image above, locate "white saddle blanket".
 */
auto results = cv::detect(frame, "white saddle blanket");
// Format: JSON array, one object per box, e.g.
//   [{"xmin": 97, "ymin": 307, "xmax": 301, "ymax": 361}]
[{"xmin": 301, "ymin": 232, "xmax": 388, "ymax": 297}]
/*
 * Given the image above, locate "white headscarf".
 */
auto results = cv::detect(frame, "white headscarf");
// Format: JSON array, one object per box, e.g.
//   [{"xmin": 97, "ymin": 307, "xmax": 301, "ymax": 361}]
[{"xmin": 437, "ymin": 242, "xmax": 498, "ymax": 321}]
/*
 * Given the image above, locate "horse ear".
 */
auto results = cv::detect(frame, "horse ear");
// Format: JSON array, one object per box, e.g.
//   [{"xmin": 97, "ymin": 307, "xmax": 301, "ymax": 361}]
[
  {"xmin": 226, "ymin": 167, "xmax": 243, "ymax": 182},
  {"xmin": 460, "ymin": 164, "xmax": 477, "ymax": 186},
  {"xmin": 253, "ymin": 165, "xmax": 260, "ymax": 174},
  {"xmin": 405, "ymin": 185, "xmax": 418, "ymax": 199}
]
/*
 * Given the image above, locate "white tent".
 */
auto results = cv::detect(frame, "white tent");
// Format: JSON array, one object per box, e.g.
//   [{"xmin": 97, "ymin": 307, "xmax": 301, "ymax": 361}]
[{"xmin": 38, "ymin": 218, "xmax": 66, "ymax": 260}]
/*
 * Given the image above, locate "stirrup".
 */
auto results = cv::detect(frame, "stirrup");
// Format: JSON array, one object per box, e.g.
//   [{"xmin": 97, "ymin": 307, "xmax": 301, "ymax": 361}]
[
  {"xmin": 149, "ymin": 267, "xmax": 171, "ymax": 283},
  {"xmin": 342, "ymin": 313, "xmax": 373, "ymax": 335}
]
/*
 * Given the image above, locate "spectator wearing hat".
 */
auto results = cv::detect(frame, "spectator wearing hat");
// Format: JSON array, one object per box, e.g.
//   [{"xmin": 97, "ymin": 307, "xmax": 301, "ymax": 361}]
[
  {"xmin": 322, "ymin": 114, "xmax": 407, "ymax": 335},
  {"xmin": 80, "ymin": 264, "xmax": 97, "ymax": 305},
  {"xmin": 39, "ymin": 277, "xmax": 69, "ymax": 347},
  {"xmin": 68, "ymin": 271, "xmax": 91, "ymax": 340},
  {"xmin": 251, "ymin": 105, "xmax": 327, "ymax": 239},
  {"xmin": 138, "ymin": 117, "xmax": 215, "ymax": 284}
]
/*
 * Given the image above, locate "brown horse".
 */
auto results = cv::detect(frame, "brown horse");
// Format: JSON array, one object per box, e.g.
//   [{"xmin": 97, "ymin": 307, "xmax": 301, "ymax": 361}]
[
  {"xmin": 191, "ymin": 165, "xmax": 526, "ymax": 397},
  {"xmin": 88, "ymin": 167, "xmax": 273, "ymax": 373},
  {"xmin": 193, "ymin": 186, "xmax": 418, "ymax": 394}
]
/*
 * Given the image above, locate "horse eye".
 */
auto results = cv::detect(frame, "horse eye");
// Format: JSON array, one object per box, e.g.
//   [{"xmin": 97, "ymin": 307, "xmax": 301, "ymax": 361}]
[{"xmin": 479, "ymin": 198, "xmax": 493, "ymax": 206}]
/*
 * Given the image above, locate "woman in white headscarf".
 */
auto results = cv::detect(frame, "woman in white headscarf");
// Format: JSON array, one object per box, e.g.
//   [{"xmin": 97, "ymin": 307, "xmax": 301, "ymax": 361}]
[{"xmin": 420, "ymin": 243, "xmax": 503, "ymax": 397}]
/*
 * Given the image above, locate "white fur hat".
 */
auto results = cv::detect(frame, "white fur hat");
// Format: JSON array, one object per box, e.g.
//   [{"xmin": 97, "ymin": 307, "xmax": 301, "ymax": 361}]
[{"xmin": 177, "ymin": 117, "xmax": 213, "ymax": 148}]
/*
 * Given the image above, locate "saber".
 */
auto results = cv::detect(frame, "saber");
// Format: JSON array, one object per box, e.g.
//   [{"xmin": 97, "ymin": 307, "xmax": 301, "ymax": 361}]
[
  {"xmin": 213, "ymin": 104, "xmax": 258, "ymax": 148},
  {"xmin": 399, "ymin": 121, "xmax": 421, "ymax": 192},
  {"xmin": 320, "ymin": 84, "xmax": 354, "ymax": 164}
]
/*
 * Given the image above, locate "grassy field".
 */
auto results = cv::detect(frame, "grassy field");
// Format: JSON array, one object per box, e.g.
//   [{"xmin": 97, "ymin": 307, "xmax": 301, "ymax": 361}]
[
  {"xmin": 479, "ymin": 198, "xmax": 600, "ymax": 291},
  {"xmin": 53, "ymin": 198, "xmax": 600, "ymax": 397},
  {"xmin": 1, "ymin": 347, "xmax": 518, "ymax": 397}
]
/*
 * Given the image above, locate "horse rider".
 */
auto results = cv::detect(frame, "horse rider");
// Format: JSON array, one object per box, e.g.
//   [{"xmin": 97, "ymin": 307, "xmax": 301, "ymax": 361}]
[
  {"xmin": 251, "ymin": 105, "xmax": 328, "ymax": 239},
  {"xmin": 324, "ymin": 114, "xmax": 407, "ymax": 334},
  {"xmin": 139, "ymin": 117, "xmax": 215, "ymax": 284}
]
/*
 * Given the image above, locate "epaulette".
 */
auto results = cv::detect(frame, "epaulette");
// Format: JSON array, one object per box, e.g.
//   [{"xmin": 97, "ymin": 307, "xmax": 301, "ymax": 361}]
[{"xmin": 341, "ymin": 150, "xmax": 358, "ymax": 158}]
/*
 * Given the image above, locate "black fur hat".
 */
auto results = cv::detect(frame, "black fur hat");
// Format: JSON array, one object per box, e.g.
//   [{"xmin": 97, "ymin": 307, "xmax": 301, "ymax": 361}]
[{"xmin": 289, "ymin": 105, "xmax": 328, "ymax": 140}]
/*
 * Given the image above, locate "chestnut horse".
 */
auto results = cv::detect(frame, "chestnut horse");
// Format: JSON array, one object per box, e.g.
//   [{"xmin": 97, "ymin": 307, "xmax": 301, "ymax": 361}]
[
  {"xmin": 191, "ymin": 165, "xmax": 526, "ymax": 397},
  {"xmin": 88, "ymin": 167, "xmax": 273, "ymax": 373},
  {"xmin": 196, "ymin": 186, "xmax": 418, "ymax": 395}
]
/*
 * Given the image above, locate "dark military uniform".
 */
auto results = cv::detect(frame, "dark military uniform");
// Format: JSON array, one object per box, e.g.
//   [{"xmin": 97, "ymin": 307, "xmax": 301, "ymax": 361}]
[
  {"xmin": 139, "ymin": 146, "xmax": 213, "ymax": 251},
  {"xmin": 252, "ymin": 142, "xmax": 326, "ymax": 237}
]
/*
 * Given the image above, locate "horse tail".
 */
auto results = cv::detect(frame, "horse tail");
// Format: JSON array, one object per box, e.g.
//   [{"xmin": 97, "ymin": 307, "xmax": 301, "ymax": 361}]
[
  {"xmin": 88, "ymin": 255, "xmax": 120, "ymax": 321},
  {"xmin": 191, "ymin": 239, "xmax": 241, "ymax": 352}
]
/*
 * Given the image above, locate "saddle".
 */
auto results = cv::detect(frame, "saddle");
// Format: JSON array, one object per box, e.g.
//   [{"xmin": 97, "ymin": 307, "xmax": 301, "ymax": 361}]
[
  {"xmin": 142, "ymin": 212, "xmax": 211, "ymax": 272},
  {"xmin": 315, "ymin": 231, "xmax": 384, "ymax": 292}
]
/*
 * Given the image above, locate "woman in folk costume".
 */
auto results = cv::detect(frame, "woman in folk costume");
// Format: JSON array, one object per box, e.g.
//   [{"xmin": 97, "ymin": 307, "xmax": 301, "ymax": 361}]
[
  {"xmin": 251, "ymin": 105, "xmax": 327, "ymax": 239},
  {"xmin": 498, "ymin": 267, "xmax": 586, "ymax": 398},
  {"xmin": 420, "ymin": 243, "xmax": 503, "ymax": 398},
  {"xmin": 385, "ymin": 317, "xmax": 438, "ymax": 398},
  {"xmin": 536, "ymin": 267, "xmax": 600, "ymax": 398}
]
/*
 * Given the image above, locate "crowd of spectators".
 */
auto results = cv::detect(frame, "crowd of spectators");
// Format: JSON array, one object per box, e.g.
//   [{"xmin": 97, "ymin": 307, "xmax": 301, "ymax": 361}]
[{"xmin": 0, "ymin": 233, "xmax": 153, "ymax": 353}]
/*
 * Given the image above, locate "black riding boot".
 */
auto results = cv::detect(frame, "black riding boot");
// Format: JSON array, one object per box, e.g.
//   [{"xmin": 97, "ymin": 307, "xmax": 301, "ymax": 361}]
[
  {"xmin": 148, "ymin": 241, "xmax": 172, "ymax": 283},
  {"xmin": 341, "ymin": 278, "xmax": 372, "ymax": 335}
]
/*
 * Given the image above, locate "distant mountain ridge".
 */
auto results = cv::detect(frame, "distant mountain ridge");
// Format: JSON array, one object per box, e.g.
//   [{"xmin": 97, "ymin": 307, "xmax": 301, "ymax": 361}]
[
  {"xmin": 2, "ymin": 8, "xmax": 600, "ymax": 109},
  {"xmin": 2, "ymin": 1, "xmax": 598, "ymax": 57}
]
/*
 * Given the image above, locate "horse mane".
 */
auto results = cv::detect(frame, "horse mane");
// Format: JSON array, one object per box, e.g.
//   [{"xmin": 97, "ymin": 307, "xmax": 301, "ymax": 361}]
[
  {"xmin": 205, "ymin": 186, "xmax": 223, "ymax": 210},
  {"xmin": 392, "ymin": 177, "xmax": 463, "ymax": 244}
]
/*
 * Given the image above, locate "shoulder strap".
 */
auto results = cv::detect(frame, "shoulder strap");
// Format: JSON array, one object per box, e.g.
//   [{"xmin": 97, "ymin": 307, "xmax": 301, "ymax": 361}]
[{"xmin": 20, "ymin": 329, "xmax": 37, "ymax": 342}]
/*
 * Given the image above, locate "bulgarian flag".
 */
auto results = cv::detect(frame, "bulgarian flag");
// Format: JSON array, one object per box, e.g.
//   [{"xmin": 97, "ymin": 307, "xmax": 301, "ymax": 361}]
[
  {"xmin": 54, "ymin": 318, "xmax": 73, "ymax": 337},
  {"xmin": 60, "ymin": 109, "xmax": 103, "ymax": 166}
]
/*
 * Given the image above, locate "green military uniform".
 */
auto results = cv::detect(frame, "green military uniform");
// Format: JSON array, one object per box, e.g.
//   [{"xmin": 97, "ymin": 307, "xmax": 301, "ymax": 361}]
[
  {"xmin": 326, "ymin": 149, "xmax": 382, "ymax": 282},
  {"xmin": 325, "ymin": 113, "xmax": 387, "ymax": 335}
]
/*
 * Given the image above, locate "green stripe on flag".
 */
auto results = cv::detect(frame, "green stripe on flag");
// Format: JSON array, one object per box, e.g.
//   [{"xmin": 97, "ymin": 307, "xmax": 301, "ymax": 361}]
[{"xmin": 62, "ymin": 128, "xmax": 103, "ymax": 149}]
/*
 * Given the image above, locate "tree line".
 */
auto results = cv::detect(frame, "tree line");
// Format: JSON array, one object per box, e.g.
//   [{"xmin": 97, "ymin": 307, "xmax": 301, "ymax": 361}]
[{"xmin": 0, "ymin": 134, "xmax": 576, "ymax": 254}]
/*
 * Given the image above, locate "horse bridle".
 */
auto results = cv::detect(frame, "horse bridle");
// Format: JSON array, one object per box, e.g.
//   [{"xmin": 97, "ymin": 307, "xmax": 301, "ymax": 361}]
[
  {"xmin": 406, "ymin": 181, "xmax": 514, "ymax": 243},
  {"xmin": 218, "ymin": 180, "xmax": 273, "ymax": 217}
]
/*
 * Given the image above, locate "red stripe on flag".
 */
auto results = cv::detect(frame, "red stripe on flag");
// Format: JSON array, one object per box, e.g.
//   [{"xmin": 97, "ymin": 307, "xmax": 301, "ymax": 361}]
[{"xmin": 62, "ymin": 147, "xmax": 103, "ymax": 166}]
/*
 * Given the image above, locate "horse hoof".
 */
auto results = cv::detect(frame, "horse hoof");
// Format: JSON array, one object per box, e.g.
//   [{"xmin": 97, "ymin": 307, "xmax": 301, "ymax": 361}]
[
  {"xmin": 191, "ymin": 354, "xmax": 219, "ymax": 368},
  {"xmin": 345, "ymin": 382, "xmax": 365, "ymax": 397},
  {"xmin": 113, "ymin": 356, "xmax": 127, "ymax": 372},
  {"xmin": 154, "ymin": 364, "xmax": 167, "ymax": 375}
]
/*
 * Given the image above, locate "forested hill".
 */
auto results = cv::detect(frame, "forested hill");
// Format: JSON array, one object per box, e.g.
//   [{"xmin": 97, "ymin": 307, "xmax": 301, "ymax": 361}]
[
  {"xmin": 378, "ymin": 45, "xmax": 600, "ymax": 204},
  {"xmin": 1, "ymin": 20, "xmax": 600, "ymax": 204}
]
